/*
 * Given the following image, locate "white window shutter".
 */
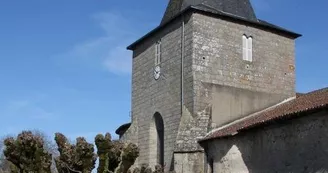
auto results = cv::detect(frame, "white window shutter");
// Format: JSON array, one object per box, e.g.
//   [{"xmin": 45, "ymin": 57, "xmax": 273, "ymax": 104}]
[
  {"xmin": 158, "ymin": 41, "xmax": 161, "ymax": 64},
  {"xmin": 242, "ymin": 35, "xmax": 247, "ymax": 60},
  {"xmin": 155, "ymin": 43, "xmax": 158, "ymax": 65},
  {"xmin": 247, "ymin": 37, "xmax": 253, "ymax": 62},
  {"xmin": 155, "ymin": 41, "xmax": 161, "ymax": 65}
]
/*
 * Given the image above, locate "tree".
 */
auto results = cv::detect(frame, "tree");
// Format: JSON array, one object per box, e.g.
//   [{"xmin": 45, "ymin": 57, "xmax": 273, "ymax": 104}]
[
  {"xmin": 95, "ymin": 133, "xmax": 123, "ymax": 173},
  {"xmin": 95, "ymin": 133, "xmax": 139, "ymax": 173},
  {"xmin": 54, "ymin": 133, "xmax": 97, "ymax": 173},
  {"xmin": 114, "ymin": 143, "xmax": 139, "ymax": 173},
  {"xmin": 1, "ymin": 131, "xmax": 59, "ymax": 173},
  {"xmin": 32, "ymin": 130, "xmax": 59, "ymax": 173},
  {"xmin": 130, "ymin": 164, "xmax": 164, "ymax": 173},
  {"xmin": 2, "ymin": 131, "xmax": 140, "ymax": 173},
  {"xmin": 2, "ymin": 131, "xmax": 53, "ymax": 173}
]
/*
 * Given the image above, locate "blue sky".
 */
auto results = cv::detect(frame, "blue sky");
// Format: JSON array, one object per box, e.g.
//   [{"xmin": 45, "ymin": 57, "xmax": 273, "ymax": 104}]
[{"xmin": 0, "ymin": 0, "xmax": 327, "ymax": 141}]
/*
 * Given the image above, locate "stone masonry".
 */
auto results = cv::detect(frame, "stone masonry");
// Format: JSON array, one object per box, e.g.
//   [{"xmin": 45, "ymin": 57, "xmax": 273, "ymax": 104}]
[
  {"xmin": 205, "ymin": 110, "xmax": 328, "ymax": 173},
  {"xmin": 120, "ymin": 1, "xmax": 299, "ymax": 172},
  {"xmin": 191, "ymin": 12, "xmax": 296, "ymax": 126},
  {"xmin": 126, "ymin": 13, "xmax": 194, "ymax": 171}
]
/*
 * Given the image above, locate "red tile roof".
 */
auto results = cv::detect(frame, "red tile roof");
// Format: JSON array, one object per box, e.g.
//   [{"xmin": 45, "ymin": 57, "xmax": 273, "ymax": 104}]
[{"xmin": 199, "ymin": 87, "xmax": 328, "ymax": 142}]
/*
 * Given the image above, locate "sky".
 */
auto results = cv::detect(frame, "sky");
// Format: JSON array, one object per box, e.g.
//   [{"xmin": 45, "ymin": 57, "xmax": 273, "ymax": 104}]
[{"xmin": 0, "ymin": 0, "xmax": 327, "ymax": 142}]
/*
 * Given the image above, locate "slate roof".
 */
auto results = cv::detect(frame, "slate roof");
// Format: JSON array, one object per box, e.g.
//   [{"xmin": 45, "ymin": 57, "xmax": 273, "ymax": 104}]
[
  {"xmin": 161, "ymin": 0, "xmax": 257, "ymax": 24},
  {"xmin": 127, "ymin": 4, "xmax": 301, "ymax": 50},
  {"xmin": 199, "ymin": 87, "xmax": 328, "ymax": 142},
  {"xmin": 115, "ymin": 123, "xmax": 131, "ymax": 135}
]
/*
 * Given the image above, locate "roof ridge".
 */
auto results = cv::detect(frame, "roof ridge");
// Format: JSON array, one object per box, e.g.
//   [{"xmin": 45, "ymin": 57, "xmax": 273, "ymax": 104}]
[
  {"xmin": 161, "ymin": 0, "xmax": 258, "ymax": 24},
  {"xmin": 194, "ymin": 4, "xmax": 254, "ymax": 22},
  {"xmin": 304, "ymin": 87, "xmax": 328, "ymax": 95}
]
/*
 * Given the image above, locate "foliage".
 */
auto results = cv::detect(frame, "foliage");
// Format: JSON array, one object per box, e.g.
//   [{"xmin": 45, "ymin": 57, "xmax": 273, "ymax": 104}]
[
  {"xmin": 131, "ymin": 164, "xmax": 164, "ymax": 173},
  {"xmin": 1, "ymin": 131, "xmax": 58, "ymax": 173},
  {"xmin": 2, "ymin": 131, "xmax": 52, "ymax": 173},
  {"xmin": 0, "ymin": 161, "xmax": 19, "ymax": 173},
  {"xmin": 28, "ymin": 130, "xmax": 59, "ymax": 173},
  {"xmin": 1, "ymin": 131, "xmax": 140, "ymax": 173},
  {"xmin": 114, "ymin": 143, "xmax": 139, "ymax": 173},
  {"xmin": 95, "ymin": 133, "xmax": 122, "ymax": 173},
  {"xmin": 54, "ymin": 133, "xmax": 97, "ymax": 173},
  {"xmin": 95, "ymin": 133, "xmax": 139, "ymax": 173},
  {"xmin": 153, "ymin": 165, "xmax": 164, "ymax": 173},
  {"xmin": 140, "ymin": 164, "xmax": 149, "ymax": 173}
]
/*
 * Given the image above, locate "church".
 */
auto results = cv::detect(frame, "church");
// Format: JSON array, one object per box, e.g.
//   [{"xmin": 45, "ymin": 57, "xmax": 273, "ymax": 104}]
[{"xmin": 116, "ymin": 0, "xmax": 328, "ymax": 172}]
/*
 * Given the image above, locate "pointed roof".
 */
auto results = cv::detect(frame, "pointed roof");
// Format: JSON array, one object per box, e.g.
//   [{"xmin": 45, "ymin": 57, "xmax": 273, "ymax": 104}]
[
  {"xmin": 127, "ymin": 2, "xmax": 301, "ymax": 50},
  {"xmin": 161, "ymin": 0, "xmax": 257, "ymax": 24}
]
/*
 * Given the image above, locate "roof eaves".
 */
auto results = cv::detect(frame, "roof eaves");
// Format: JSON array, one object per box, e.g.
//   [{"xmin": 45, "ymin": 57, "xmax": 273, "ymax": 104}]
[
  {"xmin": 127, "ymin": 5, "xmax": 301, "ymax": 50},
  {"xmin": 115, "ymin": 123, "xmax": 132, "ymax": 135},
  {"xmin": 127, "ymin": 6, "xmax": 192, "ymax": 50},
  {"xmin": 192, "ymin": 5, "xmax": 302, "ymax": 38}
]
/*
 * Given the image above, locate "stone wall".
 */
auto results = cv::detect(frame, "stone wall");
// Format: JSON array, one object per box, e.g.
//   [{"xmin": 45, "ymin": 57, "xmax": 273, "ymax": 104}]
[
  {"xmin": 191, "ymin": 12, "xmax": 296, "ymax": 125},
  {"xmin": 173, "ymin": 105, "xmax": 210, "ymax": 173},
  {"xmin": 174, "ymin": 152, "xmax": 205, "ymax": 173},
  {"xmin": 130, "ymin": 12, "xmax": 194, "ymax": 171},
  {"xmin": 209, "ymin": 84, "xmax": 291, "ymax": 127},
  {"xmin": 128, "ymin": 9, "xmax": 298, "ymax": 172},
  {"xmin": 175, "ymin": 105, "xmax": 211, "ymax": 152},
  {"xmin": 205, "ymin": 110, "xmax": 328, "ymax": 173}
]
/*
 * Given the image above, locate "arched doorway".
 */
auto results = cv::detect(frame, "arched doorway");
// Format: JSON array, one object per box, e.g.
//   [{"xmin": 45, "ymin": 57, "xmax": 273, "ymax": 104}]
[{"xmin": 150, "ymin": 112, "xmax": 164, "ymax": 166}]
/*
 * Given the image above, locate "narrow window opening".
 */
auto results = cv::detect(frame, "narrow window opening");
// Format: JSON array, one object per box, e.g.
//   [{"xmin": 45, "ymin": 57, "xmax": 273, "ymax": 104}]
[
  {"xmin": 154, "ymin": 112, "xmax": 164, "ymax": 166},
  {"xmin": 242, "ymin": 35, "xmax": 247, "ymax": 61},
  {"xmin": 242, "ymin": 35, "xmax": 253, "ymax": 62},
  {"xmin": 155, "ymin": 40, "xmax": 161, "ymax": 65},
  {"xmin": 247, "ymin": 36, "xmax": 253, "ymax": 62}
]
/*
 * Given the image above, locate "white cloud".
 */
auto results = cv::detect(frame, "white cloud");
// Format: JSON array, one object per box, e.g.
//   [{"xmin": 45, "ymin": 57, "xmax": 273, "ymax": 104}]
[
  {"xmin": 3, "ymin": 99, "xmax": 55, "ymax": 121},
  {"xmin": 58, "ymin": 12, "xmax": 136, "ymax": 75}
]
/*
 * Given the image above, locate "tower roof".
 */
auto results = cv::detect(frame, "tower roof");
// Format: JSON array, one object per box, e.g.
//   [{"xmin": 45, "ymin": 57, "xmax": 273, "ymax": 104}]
[
  {"xmin": 127, "ymin": 1, "xmax": 301, "ymax": 50},
  {"xmin": 161, "ymin": 0, "xmax": 257, "ymax": 24}
]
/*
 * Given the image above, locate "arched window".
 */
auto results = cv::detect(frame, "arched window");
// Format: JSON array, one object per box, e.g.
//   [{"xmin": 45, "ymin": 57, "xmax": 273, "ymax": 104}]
[
  {"xmin": 150, "ymin": 112, "xmax": 164, "ymax": 166},
  {"xmin": 154, "ymin": 113, "xmax": 164, "ymax": 166}
]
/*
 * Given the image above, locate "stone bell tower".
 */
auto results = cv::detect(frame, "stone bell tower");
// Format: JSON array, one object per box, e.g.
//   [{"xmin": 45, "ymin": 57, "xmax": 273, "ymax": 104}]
[{"xmin": 116, "ymin": 0, "xmax": 300, "ymax": 172}]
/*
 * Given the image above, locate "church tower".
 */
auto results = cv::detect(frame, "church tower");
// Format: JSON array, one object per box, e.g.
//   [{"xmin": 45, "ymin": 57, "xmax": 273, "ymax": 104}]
[{"xmin": 117, "ymin": 0, "xmax": 300, "ymax": 172}]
